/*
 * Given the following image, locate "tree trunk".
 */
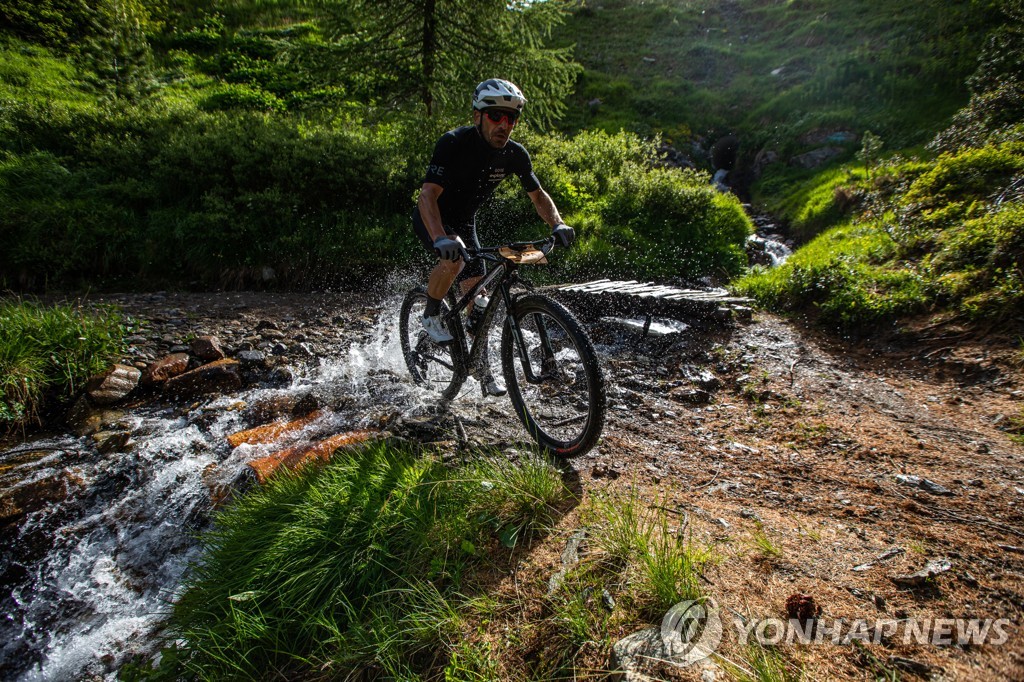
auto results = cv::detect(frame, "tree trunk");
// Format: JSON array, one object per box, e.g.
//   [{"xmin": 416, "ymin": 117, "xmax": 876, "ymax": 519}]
[{"xmin": 421, "ymin": 0, "xmax": 436, "ymax": 115}]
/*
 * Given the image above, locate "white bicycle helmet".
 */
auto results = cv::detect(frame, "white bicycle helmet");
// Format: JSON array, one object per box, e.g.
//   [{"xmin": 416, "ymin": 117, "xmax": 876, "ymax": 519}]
[{"xmin": 472, "ymin": 79, "xmax": 527, "ymax": 112}]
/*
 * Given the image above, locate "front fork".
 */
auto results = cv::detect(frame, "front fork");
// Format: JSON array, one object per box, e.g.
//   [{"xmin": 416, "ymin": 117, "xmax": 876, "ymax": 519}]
[{"xmin": 501, "ymin": 289, "xmax": 557, "ymax": 385}]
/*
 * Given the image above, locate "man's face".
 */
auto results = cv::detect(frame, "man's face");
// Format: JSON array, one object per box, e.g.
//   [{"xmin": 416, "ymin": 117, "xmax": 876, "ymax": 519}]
[{"xmin": 475, "ymin": 107, "xmax": 519, "ymax": 149}]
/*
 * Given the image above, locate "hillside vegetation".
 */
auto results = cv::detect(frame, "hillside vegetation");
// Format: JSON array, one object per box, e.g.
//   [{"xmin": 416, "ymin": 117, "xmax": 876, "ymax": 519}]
[
  {"xmin": 554, "ymin": 0, "xmax": 1002, "ymax": 175},
  {"xmin": 0, "ymin": 0, "xmax": 753, "ymax": 291},
  {"xmin": 734, "ymin": 2, "xmax": 1024, "ymax": 331}
]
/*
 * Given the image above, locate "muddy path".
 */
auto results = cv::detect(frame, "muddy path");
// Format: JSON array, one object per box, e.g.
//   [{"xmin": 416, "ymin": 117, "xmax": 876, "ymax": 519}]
[{"xmin": 3, "ymin": 289, "xmax": 1023, "ymax": 679}]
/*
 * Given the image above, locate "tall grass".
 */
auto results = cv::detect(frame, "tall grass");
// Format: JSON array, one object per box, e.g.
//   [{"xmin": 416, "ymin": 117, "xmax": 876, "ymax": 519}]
[
  {"xmin": 164, "ymin": 442, "xmax": 571, "ymax": 679},
  {"xmin": 0, "ymin": 299, "xmax": 125, "ymax": 428},
  {"xmin": 588, "ymin": 488, "xmax": 714, "ymax": 612}
]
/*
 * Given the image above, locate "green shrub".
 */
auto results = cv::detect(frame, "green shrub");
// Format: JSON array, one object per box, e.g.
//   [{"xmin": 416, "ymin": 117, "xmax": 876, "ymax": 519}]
[
  {"xmin": 903, "ymin": 142, "xmax": 1024, "ymax": 208},
  {"xmin": 595, "ymin": 164, "xmax": 752, "ymax": 279},
  {"xmin": 198, "ymin": 83, "xmax": 286, "ymax": 112},
  {"xmin": 166, "ymin": 443, "xmax": 571, "ymax": 679},
  {"xmin": 0, "ymin": 299, "xmax": 125, "ymax": 427}
]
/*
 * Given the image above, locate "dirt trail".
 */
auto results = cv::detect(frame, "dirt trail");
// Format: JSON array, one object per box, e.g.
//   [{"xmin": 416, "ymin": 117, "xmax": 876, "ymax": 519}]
[{"xmin": 535, "ymin": 311, "xmax": 1024, "ymax": 679}]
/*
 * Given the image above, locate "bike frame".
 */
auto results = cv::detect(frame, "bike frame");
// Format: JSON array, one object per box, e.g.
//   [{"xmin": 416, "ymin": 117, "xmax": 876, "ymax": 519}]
[{"xmin": 439, "ymin": 238, "xmax": 557, "ymax": 385}]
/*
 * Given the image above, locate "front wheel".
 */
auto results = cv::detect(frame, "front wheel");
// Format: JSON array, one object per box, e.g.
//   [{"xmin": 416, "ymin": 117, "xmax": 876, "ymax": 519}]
[{"xmin": 500, "ymin": 294, "xmax": 606, "ymax": 457}]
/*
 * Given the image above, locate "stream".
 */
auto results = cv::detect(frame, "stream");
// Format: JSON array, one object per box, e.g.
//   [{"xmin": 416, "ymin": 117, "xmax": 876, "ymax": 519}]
[{"xmin": 0, "ymin": 303, "xmax": 478, "ymax": 681}]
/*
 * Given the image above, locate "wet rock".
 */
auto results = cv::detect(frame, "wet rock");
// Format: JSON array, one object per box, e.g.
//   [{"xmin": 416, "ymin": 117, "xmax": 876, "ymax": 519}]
[
  {"xmin": 293, "ymin": 393, "xmax": 321, "ymax": 417},
  {"xmin": 91, "ymin": 430, "xmax": 133, "ymax": 454},
  {"xmin": 164, "ymin": 359, "xmax": 242, "ymax": 399},
  {"xmin": 0, "ymin": 471, "xmax": 79, "ymax": 526},
  {"xmin": 891, "ymin": 558, "xmax": 952, "ymax": 588},
  {"xmin": 66, "ymin": 396, "xmax": 125, "ymax": 437},
  {"xmin": 670, "ymin": 388, "xmax": 712, "ymax": 404},
  {"xmin": 190, "ymin": 336, "xmax": 225, "ymax": 362},
  {"xmin": 244, "ymin": 394, "xmax": 300, "ymax": 422},
  {"xmin": 141, "ymin": 353, "xmax": 190, "ymax": 385},
  {"xmin": 85, "ymin": 364, "xmax": 141, "ymax": 405},
  {"xmin": 894, "ymin": 474, "xmax": 954, "ymax": 496},
  {"xmin": 235, "ymin": 350, "xmax": 268, "ymax": 368}
]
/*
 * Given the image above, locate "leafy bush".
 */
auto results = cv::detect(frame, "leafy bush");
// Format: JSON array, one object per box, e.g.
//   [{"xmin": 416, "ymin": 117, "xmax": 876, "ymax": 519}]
[
  {"xmin": 0, "ymin": 299, "xmax": 125, "ymax": 428},
  {"xmin": 594, "ymin": 164, "xmax": 752, "ymax": 279},
  {"xmin": 198, "ymin": 83, "xmax": 286, "ymax": 112},
  {"xmin": 481, "ymin": 128, "xmax": 752, "ymax": 281},
  {"xmin": 738, "ymin": 140, "xmax": 1024, "ymax": 329}
]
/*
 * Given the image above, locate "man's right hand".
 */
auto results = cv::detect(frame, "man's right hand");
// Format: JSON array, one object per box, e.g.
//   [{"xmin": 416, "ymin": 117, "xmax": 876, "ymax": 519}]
[{"xmin": 433, "ymin": 235, "xmax": 466, "ymax": 261}]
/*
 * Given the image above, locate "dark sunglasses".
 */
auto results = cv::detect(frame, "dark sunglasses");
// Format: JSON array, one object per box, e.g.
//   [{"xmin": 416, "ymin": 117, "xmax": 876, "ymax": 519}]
[{"xmin": 484, "ymin": 109, "xmax": 520, "ymax": 125}]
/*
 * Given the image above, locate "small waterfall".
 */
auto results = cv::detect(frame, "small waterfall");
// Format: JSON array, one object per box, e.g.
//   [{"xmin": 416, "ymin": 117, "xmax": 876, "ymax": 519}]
[{"xmin": 746, "ymin": 212, "xmax": 793, "ymax": 267}]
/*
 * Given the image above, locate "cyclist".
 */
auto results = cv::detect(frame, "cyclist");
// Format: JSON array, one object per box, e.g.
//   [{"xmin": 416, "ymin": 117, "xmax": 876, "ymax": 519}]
[{"xmin": 413, "ymin": 78, "xmax": 575, "ymax": 396}]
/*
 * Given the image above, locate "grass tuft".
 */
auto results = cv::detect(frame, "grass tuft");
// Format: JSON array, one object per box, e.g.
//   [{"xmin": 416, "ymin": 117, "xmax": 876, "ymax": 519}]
[
  {"xmin": 163, "ymin": 441, "xmax": 571, "ymax": 679},
  {"xmin": 0, "ymin": 299, "xmax": 125, "ymax": 429}
]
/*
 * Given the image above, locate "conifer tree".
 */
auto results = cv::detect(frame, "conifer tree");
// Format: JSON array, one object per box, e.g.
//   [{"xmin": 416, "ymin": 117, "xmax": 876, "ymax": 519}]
[{"xmin": 315, "ymin": 0, "xmax": 580, "ymax": 127}]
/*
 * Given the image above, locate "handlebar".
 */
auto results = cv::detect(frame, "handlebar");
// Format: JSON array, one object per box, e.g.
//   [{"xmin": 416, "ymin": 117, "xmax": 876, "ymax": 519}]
[{"xmin": 460, "ymin": 236, "xmax": 555, "ymax": 263}]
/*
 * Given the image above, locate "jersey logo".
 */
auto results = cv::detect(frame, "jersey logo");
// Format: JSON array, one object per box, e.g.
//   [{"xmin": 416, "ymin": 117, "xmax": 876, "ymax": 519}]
[
  {"xmin": 488, "ymin": 169, "xmax": 507, "ymax": 183},
  {"xmin": 428, "ymin": 164, "xmax": 445, "ymax": 177}
]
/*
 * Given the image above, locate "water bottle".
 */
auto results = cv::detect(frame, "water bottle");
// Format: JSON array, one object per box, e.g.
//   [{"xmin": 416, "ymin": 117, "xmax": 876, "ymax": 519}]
[{"xmin": 468, "ymin": 292, "xmax": 490, "ymax": 330}]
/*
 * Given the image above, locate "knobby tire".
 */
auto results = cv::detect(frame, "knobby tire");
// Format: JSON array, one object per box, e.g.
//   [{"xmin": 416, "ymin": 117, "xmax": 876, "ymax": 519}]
[{"xmin": 500, "ymin": 294, "xmax": 606, "ymax": 458}]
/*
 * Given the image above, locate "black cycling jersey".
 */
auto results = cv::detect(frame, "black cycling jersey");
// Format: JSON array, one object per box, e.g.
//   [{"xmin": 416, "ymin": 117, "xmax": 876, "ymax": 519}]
[{"xmin": 422, "ymin": 125, "xmax": 541, "ymax": 228}]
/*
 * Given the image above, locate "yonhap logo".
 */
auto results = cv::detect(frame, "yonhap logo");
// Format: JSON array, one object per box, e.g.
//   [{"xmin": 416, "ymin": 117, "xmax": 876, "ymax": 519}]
[{"xmin": 660, "ymin": 598, "xmax": 724, "ymax": 667}]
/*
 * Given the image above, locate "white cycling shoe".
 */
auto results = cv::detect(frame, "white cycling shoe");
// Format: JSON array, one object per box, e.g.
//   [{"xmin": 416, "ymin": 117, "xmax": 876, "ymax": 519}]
[
  {"xmin": 421, "ymin": 314, "xmax": 453, "ymax": 344},
  {"xmin": 481, "ymin": 372, "xmax": 507, "ymax": 397}
]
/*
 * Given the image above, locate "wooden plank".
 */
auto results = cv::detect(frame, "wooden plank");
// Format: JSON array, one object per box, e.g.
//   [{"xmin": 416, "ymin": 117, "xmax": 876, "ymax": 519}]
[
  {"xmin": 608, "ymin": 282, "xmax": 658, "ymax": 294},
  {"xmin": 562, "ymin": 280, "xmax": 635, "ymax": 293}
]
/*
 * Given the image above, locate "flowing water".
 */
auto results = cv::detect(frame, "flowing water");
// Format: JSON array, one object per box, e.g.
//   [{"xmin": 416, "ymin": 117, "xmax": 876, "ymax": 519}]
[{"xmin": 0, "ymin": 303, "xmax": 498, "ymax": 681}]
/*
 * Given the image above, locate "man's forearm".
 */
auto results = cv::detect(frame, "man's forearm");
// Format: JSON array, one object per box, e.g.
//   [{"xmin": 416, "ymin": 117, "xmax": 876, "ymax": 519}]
[
  {"xmin": 418, "ymin": 186, "xmax": 447, "ymax": 241},
  {"xmin": 532, "ymin": 189, "xmax": 563, "ymax": 228}
]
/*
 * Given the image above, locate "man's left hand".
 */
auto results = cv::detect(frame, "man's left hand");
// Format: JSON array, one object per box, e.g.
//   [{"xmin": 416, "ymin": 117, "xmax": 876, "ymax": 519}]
[{"xmin": 552, "ymin": 223, "xmax": 575, "ymax": 248}]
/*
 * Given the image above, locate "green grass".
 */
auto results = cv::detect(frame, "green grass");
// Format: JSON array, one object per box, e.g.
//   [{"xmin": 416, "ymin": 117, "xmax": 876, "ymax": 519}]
[
  {"xmin": 554, "ymin": 0, "xmax": 998, "ymax": 153},
  {"xmin": 724, "ymin": 643, "xmax": 803, "ymax": 682},
  {"xmin": 157, "ymin": 442, "xmax": 573, "ymax": 680},
  {"xmin": 0, "ymin": 299, "xmax": 126, "ymax": 428},
  {"xmin": 587, "ymin": 488, "xmax": 714, "ymax": 612},
  {"xmin": 749, "ymin": 523, "xmax": 784, "ymax": 561},
  {"xmin": 737, "ymin": 140, "xmax": 1024, "ymax": 332}
]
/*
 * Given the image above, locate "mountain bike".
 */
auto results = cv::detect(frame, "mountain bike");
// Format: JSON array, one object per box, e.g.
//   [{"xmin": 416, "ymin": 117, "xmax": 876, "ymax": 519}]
[{"xmin": 399, "ymin": 237, "xmax": 606, "ymax": 458}]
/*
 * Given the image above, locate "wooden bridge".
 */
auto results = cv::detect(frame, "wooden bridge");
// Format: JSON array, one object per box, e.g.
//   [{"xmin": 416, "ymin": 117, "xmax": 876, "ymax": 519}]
[{"xmin": 545, "ymin": 279, "xmax": 754, "ymax": 332}]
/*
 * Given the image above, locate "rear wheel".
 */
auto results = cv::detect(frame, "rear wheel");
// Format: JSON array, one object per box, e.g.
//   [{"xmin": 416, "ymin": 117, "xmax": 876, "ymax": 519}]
[
  {"xmin": 399, "ymin": 286, "xmax": 466, "ymax": 402},
  {"xmin": 500, "ymin": 294, "xmax": 606, "ymax": 457}
]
